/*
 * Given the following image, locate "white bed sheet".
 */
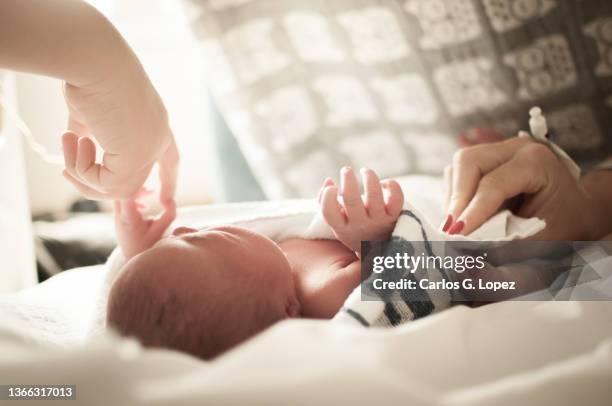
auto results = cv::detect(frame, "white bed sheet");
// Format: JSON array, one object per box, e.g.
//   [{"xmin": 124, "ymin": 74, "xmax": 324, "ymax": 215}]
[{"xmin": 1, "ymin": 176, "xmax": 611, "ymax": 405}]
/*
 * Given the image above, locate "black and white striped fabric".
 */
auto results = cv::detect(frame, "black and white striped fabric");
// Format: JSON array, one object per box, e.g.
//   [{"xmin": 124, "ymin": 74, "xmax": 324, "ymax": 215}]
[
  {"xmin": 334, "ymin": 208, "xmax": 458, "ymax": 327},
  {"xmin": 334, "ymin": 206, "xmax": 612, "ymax": 328}
]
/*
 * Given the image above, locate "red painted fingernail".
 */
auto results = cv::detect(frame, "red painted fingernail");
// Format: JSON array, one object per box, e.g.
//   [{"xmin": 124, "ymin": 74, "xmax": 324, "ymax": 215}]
[
  {"xmin": 441, "ymin": 214, "xmax": 453, "ymax": 232},
  {"xmin": 448, "ymin": 220, "xmax": 465, "ymax": 235}
]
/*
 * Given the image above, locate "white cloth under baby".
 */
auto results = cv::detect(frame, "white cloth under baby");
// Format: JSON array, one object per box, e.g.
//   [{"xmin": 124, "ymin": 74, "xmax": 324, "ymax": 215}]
[{"xmin": 227, "ymin": 195, "xmax": 544, "ymax": 244}]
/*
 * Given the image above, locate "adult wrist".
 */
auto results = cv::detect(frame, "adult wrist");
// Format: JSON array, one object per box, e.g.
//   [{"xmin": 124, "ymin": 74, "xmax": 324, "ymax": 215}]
[{"xmin": 579, "ymin": 170, "xmax": 612, "ymax": 240}]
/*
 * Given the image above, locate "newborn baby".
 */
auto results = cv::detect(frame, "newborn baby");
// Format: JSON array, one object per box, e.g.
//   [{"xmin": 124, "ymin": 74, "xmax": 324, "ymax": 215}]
[{"xmin": 107, "ymin": 168, "xmax": 404, "ymax": 359}]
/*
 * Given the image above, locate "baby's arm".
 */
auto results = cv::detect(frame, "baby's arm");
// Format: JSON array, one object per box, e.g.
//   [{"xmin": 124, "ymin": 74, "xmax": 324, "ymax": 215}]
[
  {"xmin": 318, "ymin": 167, "xmax": 404, "ymax": 256},
  {"xmin": 114, "ymin": 193, "xmax": 176, "ymax": 260}
]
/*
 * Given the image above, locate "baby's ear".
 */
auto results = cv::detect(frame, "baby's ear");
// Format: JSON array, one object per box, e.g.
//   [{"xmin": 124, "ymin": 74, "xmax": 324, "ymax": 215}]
[{"xmin": 285, "ymin": 298, "xmax": 301, "ymax": 318}]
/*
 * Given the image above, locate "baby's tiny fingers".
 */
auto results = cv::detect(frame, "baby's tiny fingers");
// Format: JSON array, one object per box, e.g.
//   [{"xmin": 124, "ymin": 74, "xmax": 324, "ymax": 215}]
[
  {"xmin": 113, "ymin": 200, "xmax": 122, "ymax": 215},
  {"xmin": 321, "ymin": 185, "xmax": 346, "ymax": 229},
  {"xmin": 317, "ymin": 178, "xmax": 335, "ymax": 204},
  {"xmin": 340, "ymin": 167, "xmax": 366, "ymax": 222},
  {"xmin": 361, "ymin": 168, "xmax": 385, "ymax": 217},
  {"xmin": 152, "ymin": 199, "xmax": 177, "ymax": 235},
  {"xmin": 119, "ymin": 199, "xmax": 143, "ymax": 223},
  {"xmin": 383, "ymin": 180, "xmax": 405, "ymax": 218}
]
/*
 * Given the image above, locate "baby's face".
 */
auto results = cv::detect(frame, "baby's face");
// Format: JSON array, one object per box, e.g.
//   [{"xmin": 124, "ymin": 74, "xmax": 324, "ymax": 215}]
[{"xmin": 156, "ymin": 224, "xmax": 299, "ymax": 316}]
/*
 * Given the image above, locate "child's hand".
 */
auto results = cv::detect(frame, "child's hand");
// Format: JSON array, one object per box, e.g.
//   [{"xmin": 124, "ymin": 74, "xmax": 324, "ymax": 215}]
[
  {"xmin": 114, "ymin": 190, "xmax": 176, "ymax": 260},
  {"xmin": 318, "ymin": 167, "xmax": 404, "ymax": 255}
]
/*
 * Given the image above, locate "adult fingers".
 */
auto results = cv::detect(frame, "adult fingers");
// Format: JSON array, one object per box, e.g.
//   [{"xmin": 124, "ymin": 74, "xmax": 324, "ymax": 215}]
[
  {"xmin": 158, "ymin": 139, "xmax": 180, "ymax": 205},
  {"xmin": 74, "ymin": 136, "xmax": 97, "ymax": 181},
  {"xmin": 361, "ymin": 168, "xmax": 385, "ymax": 217},
  {"xmin": 61, "ymin": 131, "xmax": 79, "ymax": 179},
  {"xmin": 75, "ymin": 138, "xmax": 132, "ymax": 197},
  {"xmin": 67, "ymin": 115, "xmax": 90, "ymax": 138},
  {"xmin": 458, "ymin": 127, "xmax": 505, "ymax": 148},
  {"xmin": 441, "ymin": 164, "xmax": 453, "ymax": 231},
  {"xmin": 340, "ymin": 167, "xmax": 366, "ymax": 221},
  {"xmin": 447, "ymin": 137, "xmax": 529, "ymax": 224},
  {"xmin": 454, "ymin": 147, "xmax": 550, "ymax": 235},
  {"xmin": 62, "ymin": 170, "xmax": 109, "ymax": 200},
  {"xmin": 64, "ymin": 131, "xmax": 144, "ymax": 199}
]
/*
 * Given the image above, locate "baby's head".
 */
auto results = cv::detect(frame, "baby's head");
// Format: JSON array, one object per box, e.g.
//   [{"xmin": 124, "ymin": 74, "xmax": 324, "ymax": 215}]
[{"xmin": 107, "ymin": 225, "xmax": 300, "ymax": 359}]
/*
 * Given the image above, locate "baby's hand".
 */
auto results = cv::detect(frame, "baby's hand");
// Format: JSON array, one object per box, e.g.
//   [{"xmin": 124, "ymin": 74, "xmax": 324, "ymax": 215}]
[
  {"xmin": 114, "ymin": 190, "xmax": 176, "ymax": 260},
  {"xmin": 318, "ymin": 167, "xmax": 404, "ymax": 255}
]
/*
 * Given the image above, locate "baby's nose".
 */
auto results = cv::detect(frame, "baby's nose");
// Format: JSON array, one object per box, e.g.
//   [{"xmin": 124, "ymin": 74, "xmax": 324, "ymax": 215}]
[{"xmin": 171, "ymin": 226, "xmax": 198, "ymax": 236}]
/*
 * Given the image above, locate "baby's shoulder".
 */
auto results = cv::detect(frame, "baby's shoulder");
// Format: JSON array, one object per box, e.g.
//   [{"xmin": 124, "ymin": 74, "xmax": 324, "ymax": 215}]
[{"xmin": 279, "ymin": 238, "xmax": 357, "ymax": 271}]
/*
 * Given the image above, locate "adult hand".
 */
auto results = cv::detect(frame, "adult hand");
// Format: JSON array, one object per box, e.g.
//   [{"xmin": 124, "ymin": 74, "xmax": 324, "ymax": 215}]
[
  {"xmin": 0, "ymin": 0, "xmax": 179, "ymax": 203},
  {"xmin": 457, "ymin": 127, "xmax": 505, "ymax": 148},
  {"xmin": 442, "ymin": 137, "xmax": 601, "ymax": 240},
  {"xmin": 61, "ymin": 64, "xmax": 179, "ymax": 203}
]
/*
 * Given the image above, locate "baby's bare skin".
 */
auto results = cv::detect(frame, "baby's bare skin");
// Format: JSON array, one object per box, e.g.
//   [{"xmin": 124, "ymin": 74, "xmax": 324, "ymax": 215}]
[
  {"xmin": 278, "ymin": 167, "xmax": 405, "ymax": 319},
  {"xmin": 108, "ymin": 168, "xmax": 405, "ymax": 359},
  {"xmin": 113, "ymin": 167, "xmax": 405, "ymax": 321},
  {"xmin": 280, "ymin": 238, "xmax": 360, "ymax": 319}
]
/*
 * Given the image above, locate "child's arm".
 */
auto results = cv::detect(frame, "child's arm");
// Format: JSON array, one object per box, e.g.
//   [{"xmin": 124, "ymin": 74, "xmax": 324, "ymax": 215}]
[
  {"xmin": 0, "ymin": 0, "xmax": 179, "ymax": 203},
  {"xmin": 114, "ymin": 193, "xmax": 176, "ymax": 261},
  {"xmin": 318, "ymin": 167, "xmax": 404, "ymax": 256}
]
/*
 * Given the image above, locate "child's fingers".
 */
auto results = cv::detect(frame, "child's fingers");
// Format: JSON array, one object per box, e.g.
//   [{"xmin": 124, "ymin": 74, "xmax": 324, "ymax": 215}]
[
  {"xmin": 321, "ymin": 185, "xmax": 346, "ymax": 229},
  {"xmin": 317, "ymin": 178, "xmax": 335, "ymax": 204},
  {"xmin": 113, "ymin": 200, "xmax": 121, "ymax": 215},
  {"xmin": 119, "ymin": 199, "xmax": 142, "ymax": 223},
  {"xmin": 152, "ymin": 199, "xmax": 177, "ymax": 235},
  {"xmin": 340, "ymin": 167, "xmax": 366, "ymax": 222},
  {"xmin": 361, "ymin": 168, "xmax": 385, "ymax": 217},
  {"xmin": 383, "ymin": 180, "xmax": 405, "ymax": 218},
  {"xmin": 136, "ymin": 201, "xmax": 149, "ymax": 211}
]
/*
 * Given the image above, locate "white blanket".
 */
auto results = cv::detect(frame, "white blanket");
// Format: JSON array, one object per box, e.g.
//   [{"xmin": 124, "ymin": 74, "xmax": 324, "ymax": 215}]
[{"xmin": 1, "ymin": 176, "xmax": 610, "ymax": 405}]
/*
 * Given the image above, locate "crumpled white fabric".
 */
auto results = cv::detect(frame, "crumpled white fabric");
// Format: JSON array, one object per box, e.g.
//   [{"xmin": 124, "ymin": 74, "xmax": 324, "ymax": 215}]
[{"xmin": 1, "ymin": 176, "xmax": 611, "ymax": 406}]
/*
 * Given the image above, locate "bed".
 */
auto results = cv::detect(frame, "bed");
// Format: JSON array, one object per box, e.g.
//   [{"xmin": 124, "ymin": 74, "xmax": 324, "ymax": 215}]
[{"xmin": 1, "ymin": 177, "xmax": 611, "ymax": 405}]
